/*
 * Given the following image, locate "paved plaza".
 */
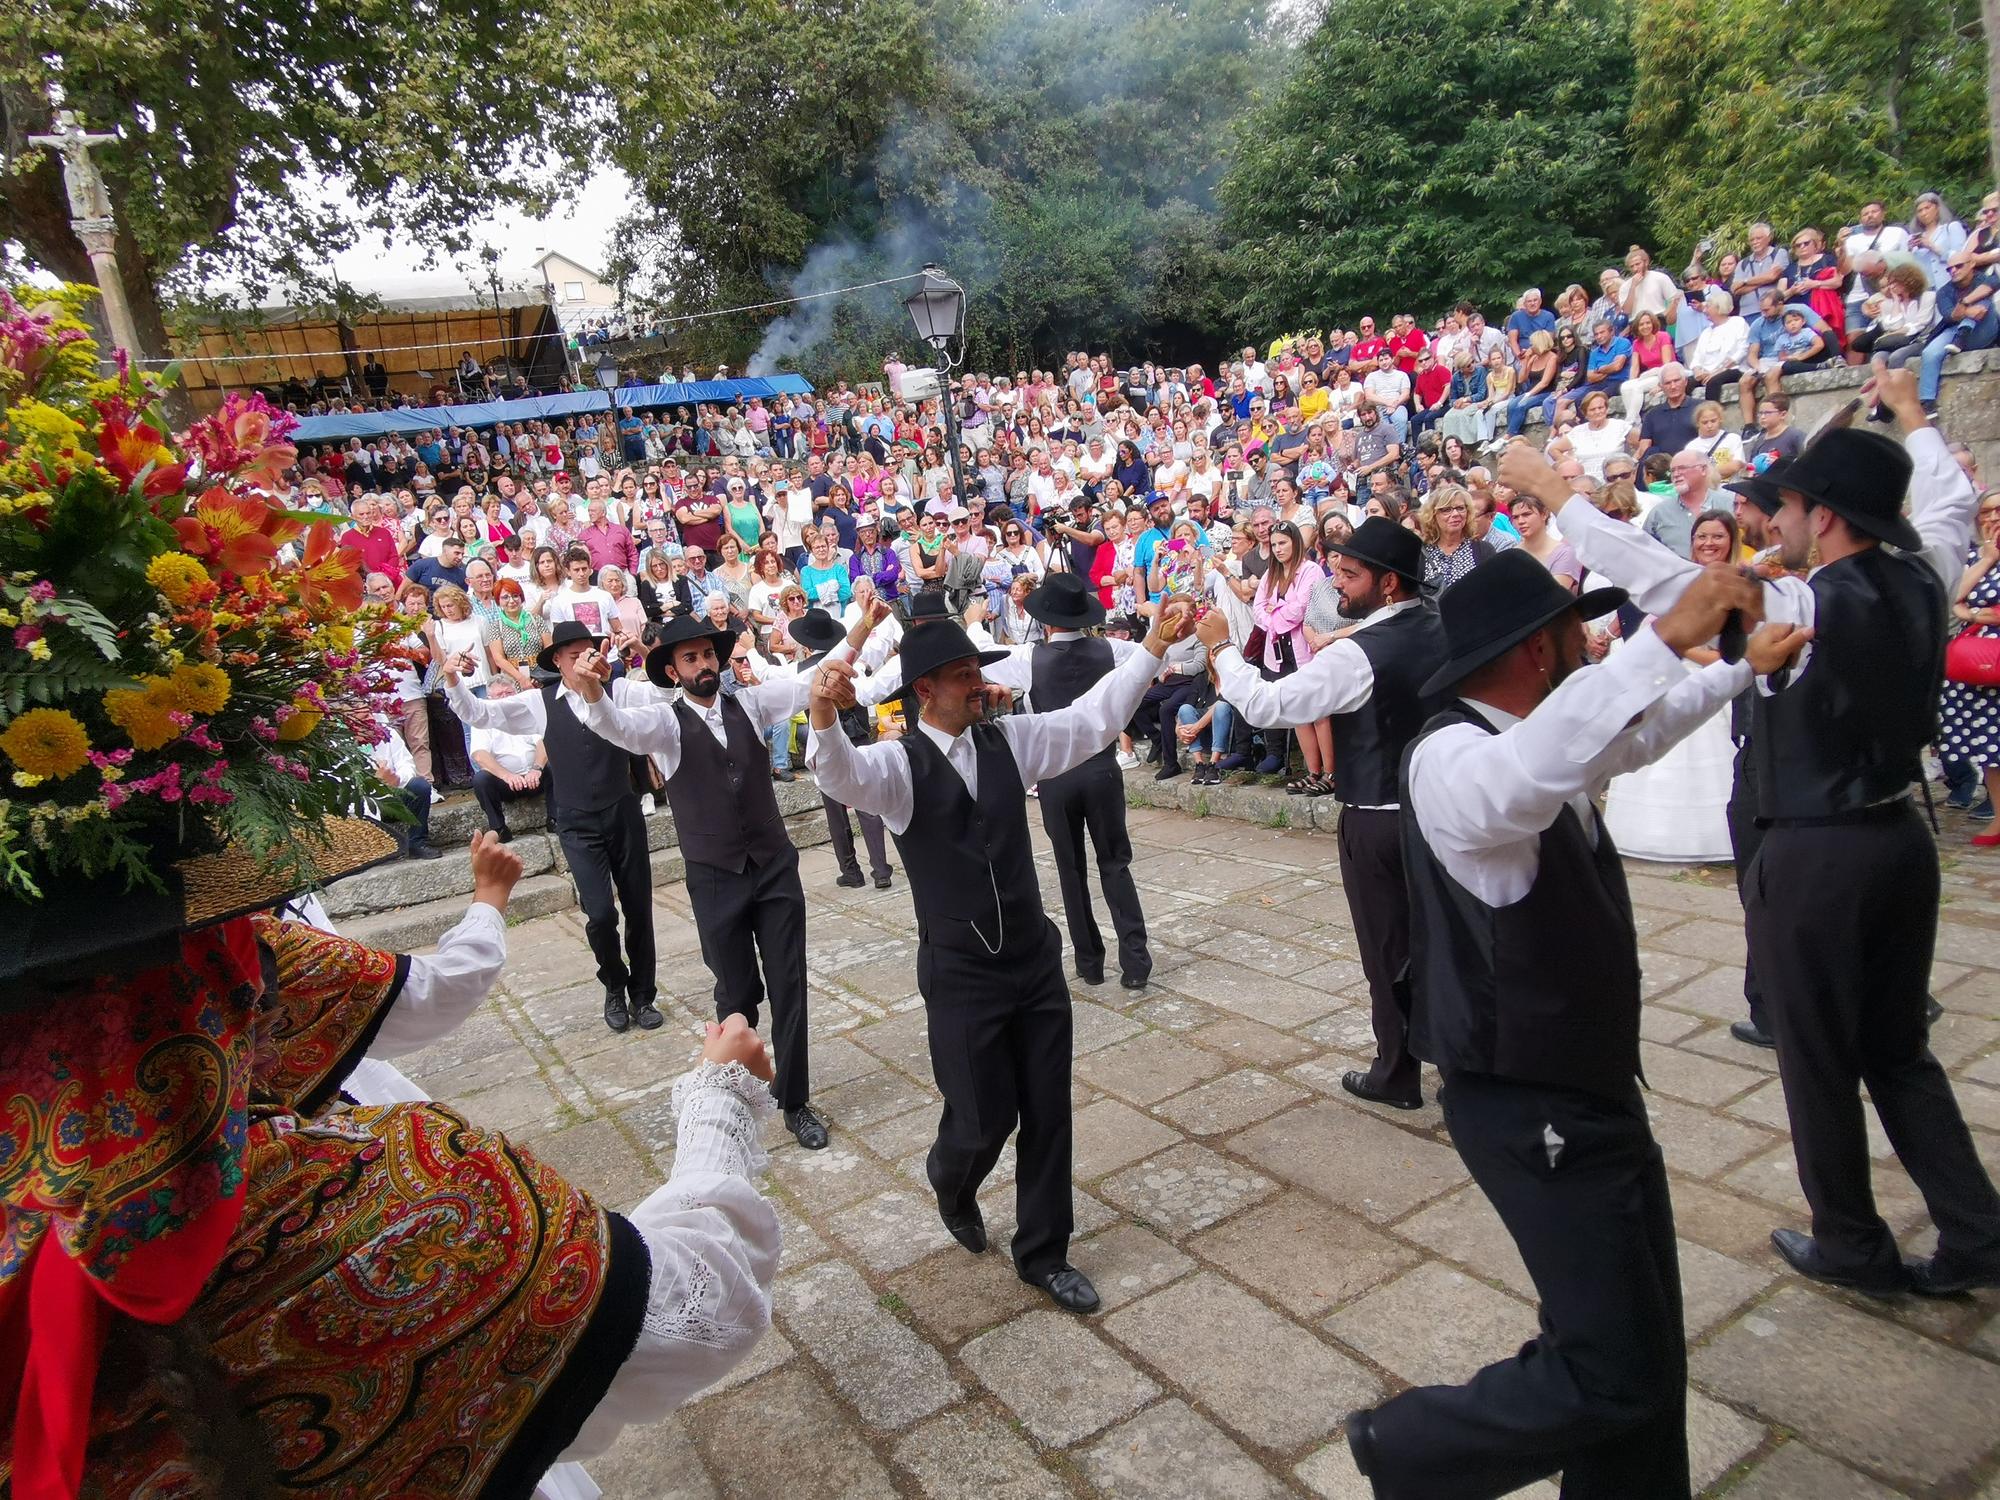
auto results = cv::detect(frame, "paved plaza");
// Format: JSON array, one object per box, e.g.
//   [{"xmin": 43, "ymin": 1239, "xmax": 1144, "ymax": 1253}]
[{"xmin": 391, "ymin": 798, "xmax": 2000, "ymax": 1499}]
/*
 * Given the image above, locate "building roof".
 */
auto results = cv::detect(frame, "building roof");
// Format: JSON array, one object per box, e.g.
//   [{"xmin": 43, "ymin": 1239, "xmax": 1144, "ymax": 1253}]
[{"xmin": 531, "ymin": 249, "xmax": 606, "ymax": 281}]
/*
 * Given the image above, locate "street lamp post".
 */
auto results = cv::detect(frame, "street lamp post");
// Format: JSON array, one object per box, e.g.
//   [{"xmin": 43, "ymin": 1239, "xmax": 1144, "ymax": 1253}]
[
  {"xmin": 596, "ymin": 351, "xmax": 620, "ymax": 428},
  {"xmin": 903, "ymin": 264, "xmax": 970, "ymax": 510}
]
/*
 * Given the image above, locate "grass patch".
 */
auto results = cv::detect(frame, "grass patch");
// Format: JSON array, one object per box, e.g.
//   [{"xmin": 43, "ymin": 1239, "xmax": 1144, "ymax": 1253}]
[
  {"xmin": 1191, "ymin": 794, "xmax": 1210, "ymax": 819},
  {"xmin": 1262, "ymin": 807, "xmax": 1291, "ymax": 830},
  {"xmin": 877, "ymin": 1291, "xmax": 907, "ymax": 1315}
]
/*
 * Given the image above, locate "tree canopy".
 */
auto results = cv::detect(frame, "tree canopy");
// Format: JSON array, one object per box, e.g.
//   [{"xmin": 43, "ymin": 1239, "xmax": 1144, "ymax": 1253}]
[
  {"xmin": 1626, "ymin": 0, "xmax": 1989, "ymax": 251},
  {"xmin": 1218, "ymin": 0, "xmax": 1645, "ymax": 332},
  {"xmin": 0, "ymin": 0, "xmax": 744, "ymax": 352}
]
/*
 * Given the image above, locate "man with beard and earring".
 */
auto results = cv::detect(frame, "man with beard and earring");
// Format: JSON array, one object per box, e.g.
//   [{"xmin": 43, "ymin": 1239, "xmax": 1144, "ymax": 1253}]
[
  {"xmin": 1540, "ymin": 363, "xmax": 2000, "ymax": 1299},
  {"xmin": 561, "ymin": 601, "xmax": 895, "ymax": 1152},
  {"xmin": 1342, "ymin": 544, "xmax": 1781, "ymax": 1500},
  {"xmin": 1195, "ymin": 516, "xmax": 1446, "ymax": 1108},
  {"xmin": 803, "ymin": 599, "xmax": 1197, "ymax": 1314},
  {"xmin": 446, "ymin": 621, "xmax": 662, "ymax": 1036}
]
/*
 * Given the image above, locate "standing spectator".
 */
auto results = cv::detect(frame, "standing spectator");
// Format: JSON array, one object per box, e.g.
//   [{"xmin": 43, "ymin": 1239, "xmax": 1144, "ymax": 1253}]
[
  {"xmin": 578, "ymin": 492, "xmax": 638, "ymax": 577},
  {"xmin": 1840, "ymin": 199, "xmax": 1913, "ymax": 330},
  {"xmin": 1252, "ymin": 521, "xmax": 1331, "ymax": 794},
  {"xmin": 1505, "ymin": 289, "xmax": 1557, "ymax": 368},
  {"xmin": 547, "ymin": 546, "xmax": 619, "ymax": 635},
  {"xmin": 1908, "ymin": 191, "xmax": 1970, "ymax": 288},
  {"xmin": 1618, "ymin": 244, "xmax": 1683, "ymax": 333},
  {"xmin": 1731, "ymin": 223, "xmax": 1791, "ymax": 316},
  {"xmin": 1509, "ymin": 493, "xmax": 1581, "ymax": 591},
  {"xmin": 483, "ymin": 578, "xmax": 544, "ymax": 691},
  {"xmin": 1941, "ymin": 491, "xmax": 2000, "ymax": 844},
  {"xmin": 392, "ymin": 578, "xmax": 435, "ymax": 783},
  {"xmin": 1780, "ymin": 227, "xmax": 1847, "ymax": 350},
  {"xmin": 1418, "ymin": 484, "xmax": 1491, "ymax": 590},
  {"xmin": 340, "ymin": 494, "xmax": 405, "ymax": 581}
]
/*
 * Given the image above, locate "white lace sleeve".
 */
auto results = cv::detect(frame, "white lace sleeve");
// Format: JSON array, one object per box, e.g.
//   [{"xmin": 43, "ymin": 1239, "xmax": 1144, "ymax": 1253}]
[{"xmin": 556, "ymin": 1061, "xmax": 783, "ymax": 1460}]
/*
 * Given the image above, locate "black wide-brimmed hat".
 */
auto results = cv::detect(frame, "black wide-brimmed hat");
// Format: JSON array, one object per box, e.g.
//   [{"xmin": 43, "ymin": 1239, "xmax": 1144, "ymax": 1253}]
[
  {"xmin": 643, "ymin": 610, "xmax": 740, "ymax": 688},
  {"xmin": 1025, "ymin": 571, "xmax": 1107, "ymax": 629},
  {"xmin": 1723, "ymin": 454, "xmax": 1794, "ymax": 513},
  {"xmin": 537, "ymin": 618, "xmax": 607, "ymax": 673},
  {"xmin": 1733, "ymin": 429, "xmax": 1920, "ymax": 551},
  {"xmin": 907, "ymin": 591, "xmax": 953, "ymax": 622},
  {"xmin": 893, "ymin": 619, "xmax": 1009, "ymax": 703},
  {"xmin": 1420, "ymin": 549, "xmax": 1627, "ymax": 697},
  {"xmin": 789, "ymin": 607, "xmax": 847, "ymax": 655},
  {"xmin": 1325, "ymin": 515, "xmax": 1425, "ymax": 588}
]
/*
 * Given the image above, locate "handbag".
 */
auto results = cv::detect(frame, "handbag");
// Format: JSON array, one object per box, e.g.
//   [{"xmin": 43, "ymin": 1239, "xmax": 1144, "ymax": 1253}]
[{"xmin": 1946, "ymin": 629, "xmax": 2000, "ymax": 686}]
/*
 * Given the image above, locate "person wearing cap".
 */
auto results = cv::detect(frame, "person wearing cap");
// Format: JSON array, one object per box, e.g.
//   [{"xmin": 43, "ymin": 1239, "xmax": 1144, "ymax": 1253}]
[
  {"xmin": 849, "ymin": 510, "xmax": 902, "ymax": 601},
  {"xmin": 1343, "ymin": 546, "xmax": 1775, "ymax": 1499},
  {"xmin": 1196, "ymin": 517, "xmax": 1446, "ymax": 1109},
  {"xmin": 558, "ymin": 603, "xmax": 895, "ymax": 1150},
  {"xmin": 445, "ymin": 619, "xmax": 663, "ymax": 1034},
  {"xmin": 803, "ymin": 598, "xmax": 1197, "ymax": 1314},
  {"xmin": 1513, "ymin": 363, "xmax": 2000, "ymax": 1300}
]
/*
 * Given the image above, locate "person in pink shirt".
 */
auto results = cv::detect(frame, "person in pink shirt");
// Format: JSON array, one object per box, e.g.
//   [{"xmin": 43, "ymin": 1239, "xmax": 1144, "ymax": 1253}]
[
  {"xmin": 1252, "ymin": 520, "xmax": 1333, "ymax": 795},
  {"xmin": 338, "ymin": 494, "xmax": 405, "ymax": 582},
  {"xmin": 577, "ymin": 487, "xmax": 638, "ymax": 576}
]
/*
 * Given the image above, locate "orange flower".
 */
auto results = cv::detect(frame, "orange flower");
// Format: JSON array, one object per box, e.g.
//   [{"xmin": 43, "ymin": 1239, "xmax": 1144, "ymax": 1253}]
[
  {"xmin": 98, "ymin": 416, "xmax": 188, "ymax": 498},
  {"xmin": 295, "ymin": 523, "xmax": 365, "ymax": 617},
  {"xmin": 171, "ymin": 487, "xmax": 278, "ymax": 577}
]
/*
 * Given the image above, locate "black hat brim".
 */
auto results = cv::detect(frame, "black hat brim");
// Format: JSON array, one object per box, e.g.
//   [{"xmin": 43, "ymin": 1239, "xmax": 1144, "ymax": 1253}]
[
  {"xmin": 644, "ymin": 625, "xmax": 740, "ymax": 688},
  {"xmin": 1419, "ymin": 585, "xmax": 1628, "ymax": 698},
  {"xmin": 1769, "ymin": 475, "xmax": 1925, "ymax": 551},
  {"xmin": 536, "ymin": 629, "xmax": 606, "ymax": 674},
  {"xmin": 1024, "ymin": 578, "xmax": 1108, "ymax": 629},
  {"xmin": 1324, "ymin": 536, "xmax": 1424, "ymax": 588},
  {"xmin": 893, "ymin": 647, "xmax": 1012, "ymax": 703}
]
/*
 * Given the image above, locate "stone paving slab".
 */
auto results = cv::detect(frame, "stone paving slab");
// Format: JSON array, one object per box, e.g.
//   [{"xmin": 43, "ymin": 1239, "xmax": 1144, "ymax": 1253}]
[{"xmin": 401, "ymin": 797, "xmax": 2000, "ymax": 1500}]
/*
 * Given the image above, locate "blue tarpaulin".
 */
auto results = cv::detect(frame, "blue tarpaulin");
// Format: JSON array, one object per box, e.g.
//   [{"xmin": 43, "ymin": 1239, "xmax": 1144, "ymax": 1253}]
[{"xmin": 288, "ymin": 374, "xmax": 816, "ymax": 443}]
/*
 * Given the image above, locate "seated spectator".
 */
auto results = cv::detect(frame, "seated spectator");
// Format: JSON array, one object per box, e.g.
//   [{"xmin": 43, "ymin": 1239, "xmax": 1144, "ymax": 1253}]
[
  {"xmin": 1848, "ymin": 260, "xmax": 1937, "ymax": 361},
  {"xmin": 1893, "ymin": 249, "xmax": 2000, "ymax": 412},
  {"xmin": 1560, "ymin": 390, "xmax": 1633, "ymax": 481},
  {"xmin": 1682, "ymin": 400, "xmax": 1746, "ymax": 478},
  {"xmin": 483, "ymin": 577, "xmax": 544, "ymax": 691},
  {"xmin": 370, "ymin": 716, "xmax": 440, "ymax": 860},
  {"xmin": 408, "ymin": 534, "xmax": 469, "ymax": 595},
  {"xmin": 1643, "ymin": 450, "xmax": 1722, "ymax": 558},
  {"xmin": 1509, "ymin": 492, "xmax": 1581, "ymax": 592},
  {"xmin": 469, "ymin": 677, "xmax": 552, "ymax": 839},
  {"xmin": 1735, "ymin": 293, "xmax": 1831, "ymax": 429},
  {"xmin": 1685, "ymin": 287, "xmax": 1751, "ymax": 403},
  {"xmin": 1418, "ymin": 483, "xmax": 1491, "ymax": 590},
  {"xmin": 1618, "ymin": 312, "xmax": 1678, "ymax": 423}
]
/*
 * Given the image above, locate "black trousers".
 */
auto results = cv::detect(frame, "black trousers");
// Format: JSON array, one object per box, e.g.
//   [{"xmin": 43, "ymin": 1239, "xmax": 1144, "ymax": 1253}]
[
  {"xmin": 1130, "ymin": 678, "xmax": 1199, "ymax": 770},
  {"xmin": 1369, "ymin": 1072, "xmax": 1689, "ymax": 1499},
  {"xmin": 385, "ymin": 779, "xmax": 434, "ymax": 849},
  {"xmin": 1040, "ymin": 754, "xmax": 1150, "ymax": 983},
  {"xmin": 558, "ymin": 795, "xmax": 656, "ymax": 1005},
  {"xmin": 686, "ymin": 847, "xmax": 811, "ymax": 1110},
  {"xmin": 822, "ymin": 794, "xmax": 891, "ymax": 881},
  {"xmin": 1746, "ymin": 807, "xmax": 2000, "ymax": 1274},
  {"xmin": 1724, "ymin": 743, "xmax": 1768, "ymax": 1033},
  {"xmin": 1339, "ymin": 806, "xmax": 1419, "ymax": 1098},
  {"xmin": 920, "ymin": 918, "xmax": 1074, "ymax": 1277},
  {"xmin": 473, "ymin": 768, "xmax": 555, "ymax": 835}
]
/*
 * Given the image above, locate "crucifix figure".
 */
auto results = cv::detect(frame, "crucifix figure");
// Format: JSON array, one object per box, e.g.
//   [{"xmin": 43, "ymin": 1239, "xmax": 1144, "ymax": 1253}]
[{"xmin": 26, "ymin": 107, "xmax": 144, "ymax": 360}]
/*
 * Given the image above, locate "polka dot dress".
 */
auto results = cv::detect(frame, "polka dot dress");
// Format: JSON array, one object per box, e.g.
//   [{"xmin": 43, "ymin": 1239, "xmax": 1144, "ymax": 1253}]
[{"xmin": 1940, "ymin": 545, "xmax": 2000, "ymax": 770}]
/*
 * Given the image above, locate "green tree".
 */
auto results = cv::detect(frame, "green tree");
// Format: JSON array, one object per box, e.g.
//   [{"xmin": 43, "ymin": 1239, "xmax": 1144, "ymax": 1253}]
[
  {"xmin": 1219, "ymin": 0, "xmax": 1644, "ymax": 330},
  {"xmin": 0, "ymin": 0, "xmax": 744, "ymax": 357},
  {"xmin": 1628, "ymin": 0, "xmax": 1988, "ymax": 254}
]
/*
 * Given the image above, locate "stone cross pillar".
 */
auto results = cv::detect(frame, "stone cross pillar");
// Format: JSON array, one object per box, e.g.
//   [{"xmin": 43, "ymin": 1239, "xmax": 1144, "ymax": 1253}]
[{"xmin": 26, "ymin": 109, "xmax": 144, "ymax": 362}]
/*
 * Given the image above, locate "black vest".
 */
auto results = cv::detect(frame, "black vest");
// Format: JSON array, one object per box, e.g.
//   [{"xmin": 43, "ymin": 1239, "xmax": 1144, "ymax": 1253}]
[
  {"xmin": 1334, "ymin": 604, "xmax": 1448, "ymax": 806},
  {"xmin": 890, "ymin": 723, "xmax": 1046, "ymax": 959},
  {"xmin": 540, "ymin": 684, "xmax": 638, "ymax": 814},
  {"xmin": 1400, "ymin": 705, "xmax": 1643, "ymax": 1095},
  {"xmin": 1752, "ymin": 547, "xmax": 1945, "ymax": 820},
  {"xmin": 660, "ymin": 693, "xmax": 791, "ymax": 872},
  {"xmin": 1031, "ymin": 636, "xmax": 1118, "ymax": 765}
]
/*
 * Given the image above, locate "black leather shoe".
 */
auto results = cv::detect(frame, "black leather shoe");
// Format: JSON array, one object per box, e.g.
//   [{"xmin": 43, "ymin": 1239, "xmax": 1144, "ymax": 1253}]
[
  {"xmin": 785, "ymin": 1104, "xmax": 830, "ymax": 1150},
  {"xmin": 631, "ymin": 998, "xmax": 664, "ymax": 1030},
  {"xmin": 873, "ymin": 870, "xmax": 894, "ymax": 889},
  {"xmin": 405, "ymin": 841, "xmax": 443, "ymax": 861},
  {"xmin": 939, "ymin": 1201, "xmax": 987, "ymax": 1254},
  {"xmin": 1076, "ymin": 964, "xmax": 1105, "ymax": 985},
  {"xmin": 835, "ymin": 869, "xmax": 866, "ymax": 888},
  {"xmin": 1341, "ymin": 1070, "xmax": 1422, "ymax": 1111},
  {"xmin": 1119, "ymin": 972, "xmax": 1148, "ymax": 991},
  {"xmin": 1926, "ymin": 995, "xmax": 1945, "ymax": 1025},
  {"xmin": 603, "ymin": 988, "xmax": 631, "ymax": 1033},
  {"xmin": 1770, "ymin": 1227, "xmax": 1909, "ymax": 1297},
  {"xmin": 1730, "ymin": 1019, "xmax": 1777, "ymax": 1050},
  {"xmin": 1910, "ymin": 1252, "xmax": 2000, "ymax": 1296},
  {"xmin": 1153, "ymin": 764, "xmax": 1183, "ymax": 781},
  {"xmin": 1019, "ymin": 1263, "xmax": 1100, "ymax": 1313}
]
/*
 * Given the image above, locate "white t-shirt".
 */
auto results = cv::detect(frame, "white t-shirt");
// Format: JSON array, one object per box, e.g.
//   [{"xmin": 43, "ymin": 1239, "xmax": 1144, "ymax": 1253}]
[
  {"xmin": 1206, "ymin": 559, "xmax": 1256, "ymax": 648},
  {"xmin": 1842, "ymin": 225, "xmax": 1912, "ymax": 302},
  {"xmin": 470, "ymin": 722, "xmax": 541, "ymax": 775},
  {"xmin": 547, "ymin": 586, "xmax": 618, "ymax": 636},
  {"xmin": 436, "ymin": 615, "xmax": 489, "ymax": 687},
  {"xmin": 1363, "ymin": 369, "xmax": 1411, "ymax": 409},
  {"xmin": 1567, "ymin": 418, "xmax": 1634, "ymax": 481}
]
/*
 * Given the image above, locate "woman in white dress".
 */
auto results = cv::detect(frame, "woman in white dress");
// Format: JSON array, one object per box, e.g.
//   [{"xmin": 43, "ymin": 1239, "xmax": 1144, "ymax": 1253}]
[{"xmin": 1602, "ymin": 509, "xmax": 1739, "ymax": 862}]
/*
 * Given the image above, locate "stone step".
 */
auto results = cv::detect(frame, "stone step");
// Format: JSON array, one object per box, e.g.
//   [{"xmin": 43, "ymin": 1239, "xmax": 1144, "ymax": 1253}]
[
  {"xmin": 339, "ymin": 872, "xmax": 578, "ymax": 951},
  {"xmin": 324, "ymin": 832, "xmax": 561, "ymax": 919},
  {"xmin": 421, "ymin": 775, "xmax": 827, "ymax": 853}
]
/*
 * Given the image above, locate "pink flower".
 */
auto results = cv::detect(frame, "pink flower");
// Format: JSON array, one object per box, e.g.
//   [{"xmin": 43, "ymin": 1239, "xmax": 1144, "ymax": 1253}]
[
  {"xmin": 184, "ymin": 723, "xmax": 222, "ymax": 753},
  {"xmin": 250, "ymin": 717, "xmax": 278, "ymax": 743},
  {"xmin": 12, "ymin": 625, "xmax": 41, "ymax": 648},
  {"xmin": 188, "ymin": 784, "xmax": 234, "ymax": 806},
  {"xmin": 26, "ymin": 582, "xmax": 54, "ymax": 604}
]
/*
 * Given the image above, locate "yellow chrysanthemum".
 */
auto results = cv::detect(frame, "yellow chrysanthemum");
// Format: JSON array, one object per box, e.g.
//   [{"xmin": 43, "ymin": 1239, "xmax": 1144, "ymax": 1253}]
[
  {"xmin": 275, "ymin": 708, "xmax": 322, "ymax": 742},
  {"xmin": 0, "ymin": 708, "xmax": 91, "ymax": 780},
  {"xmin": 168, "ymin": 663, "xmax": 231, "ymax": 715},
  {"xmin": 145, "ymin": 552, "xmax": 210, "ymax": 607},
  {"xmin": 102, "ymin": 677, "xmax": 182, "ymax": 752}
]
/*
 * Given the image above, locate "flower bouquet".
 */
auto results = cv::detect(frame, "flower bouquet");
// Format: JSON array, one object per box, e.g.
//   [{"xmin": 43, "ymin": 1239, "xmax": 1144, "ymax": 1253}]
[{"xmin": 0, "ymin": 286, "xmax": 413, "ymax": 914}]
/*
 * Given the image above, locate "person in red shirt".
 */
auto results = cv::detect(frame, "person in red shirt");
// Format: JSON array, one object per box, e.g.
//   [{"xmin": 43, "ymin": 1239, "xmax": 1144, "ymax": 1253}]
[
  {"xmin": 1389, "ymin": 313, "xmax": 1430, "ymax": 377},
  {"xmin": 338, "ymin": 494, "xmax": 405, "ymax": 582},
  {"xmin": 1350, "ymin": 315, "xmax": 1388, "ymax": 368},
  {"xmin": 1407, "ymin": 348, "xmax": 1457, "ymax": 444}
]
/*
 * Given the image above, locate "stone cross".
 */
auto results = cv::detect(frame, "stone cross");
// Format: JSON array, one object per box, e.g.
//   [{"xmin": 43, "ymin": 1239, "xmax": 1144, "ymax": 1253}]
[{"xmin": 26, "ymin": 108, "xmax": 143, "ymax": 361}]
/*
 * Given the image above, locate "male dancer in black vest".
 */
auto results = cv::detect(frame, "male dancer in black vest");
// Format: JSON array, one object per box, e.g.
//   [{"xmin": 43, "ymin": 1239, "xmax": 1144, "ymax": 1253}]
[
  {"xmin": 561, "ymin": 603, "xmax": 894, "ymax": 1151},
  {"xmin": 803, "ymin": 601, "xmax": 1196, "ymax": 1313},
  {"xmin": 1344, "ymin": 548, "xmax": 1778, "ymax": 1499},
  {"xmin": 1534, "ymin": 364, "xmax": 2000, "ymax": 1298},
  {"xmin": 1197, "ymin": 517, "xmax": 1446, "ymax": 1108},
  {"xmin": 444, "ymin": 620, "xmax": 660, "ymax": 1034},
  {"xmin": 995, "ymin": 572, "xmax": 1154, "ymax": 989}
]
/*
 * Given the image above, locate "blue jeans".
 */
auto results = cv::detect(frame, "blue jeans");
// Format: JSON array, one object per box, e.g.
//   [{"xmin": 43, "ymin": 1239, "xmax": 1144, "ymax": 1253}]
[
  {"xmin": 1913, "ymin": 314, "xmax": 2000, "ymax": 402},
  {"xmin": 765, "ymin": 719, "xmax": 793, "ymax": 772},
  {"xmin": 1176, "ymin": 699, "xmax": 1234, "ymax": 753},
  {"xmin": 1505, "ymin": 391, "xmax": 1544, "ymax": 436}
]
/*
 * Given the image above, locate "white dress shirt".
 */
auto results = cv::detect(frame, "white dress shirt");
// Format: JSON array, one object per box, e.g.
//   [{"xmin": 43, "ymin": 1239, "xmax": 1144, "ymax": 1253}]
[
  {"xmin": 574, "ymin": 672, "xmax": 817, "ymax": 779},
  {"xmin": 1409, "ymin": 626, "xmax": 1749, "ymax": 906},
  {"xmin": 1553, "ymin": 425, "xmax": 1974, "ymax": 693},
  {"xmin": 805, "ymin": 645, "xmax": 1162, "ymax": 834}
]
